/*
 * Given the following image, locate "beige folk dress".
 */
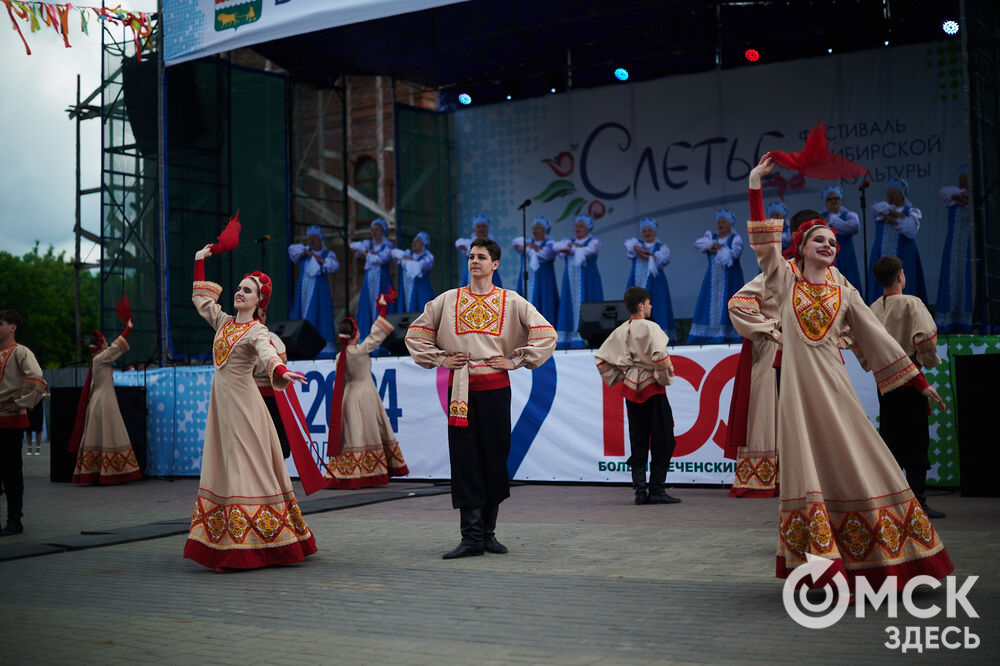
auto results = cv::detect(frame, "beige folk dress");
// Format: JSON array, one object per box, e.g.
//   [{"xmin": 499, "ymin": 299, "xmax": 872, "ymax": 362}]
[
  {"xmin": 726, "ymin": 273, "xmax": 780, "ymax": 497},
  {"xmin": 71, "ymin": 334, "xmax": 141, "ymax": 484},
  {"xmin": 184, "ymin": 278, "xmax": 317, "ymax": 570},
  {"xmin": 327, "ymin": 315, "xmax": 409, "ymax": 488},
  {"xmin": 747, "ymin": 217, "xmax": 953, "ymax": 589}
]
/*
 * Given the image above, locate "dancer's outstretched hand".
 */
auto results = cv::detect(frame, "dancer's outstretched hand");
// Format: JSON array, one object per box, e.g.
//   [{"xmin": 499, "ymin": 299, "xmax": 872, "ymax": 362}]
[
  {"xmin": 749, "ymin": 154, "xmax": 776, "ymax": 189},
  {"xmin": 284, "ymin": 371, "xmax": 308, "ymax": 385},
  {"xmin": 922, "ymin": 385, "xmax": 946, "ymax": 411},
  {"xmin": 195, "ymin": 244, "xmax": 213, "ymax": 260}
]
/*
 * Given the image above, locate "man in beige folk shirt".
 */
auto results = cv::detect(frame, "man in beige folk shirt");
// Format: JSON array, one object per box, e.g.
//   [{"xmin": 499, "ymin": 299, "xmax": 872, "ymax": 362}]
[
  {"xmin": 0, "ymin": 310, "xmax": 47, "ymax": 536},
  {"xmin": 406, "ymin": 238, "xmax": 556, "ymax": 559}
]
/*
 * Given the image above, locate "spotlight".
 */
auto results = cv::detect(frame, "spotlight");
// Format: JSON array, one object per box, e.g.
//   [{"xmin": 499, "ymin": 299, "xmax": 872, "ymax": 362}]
[
  {"xmin": 744, "ymin": 49, "xmax": 760, "ymax": 63},
  {"xmin": 458, "ymin": 93, "xmax": 471, "ymax": 105},
  {"xmin": 942, "ymin": 20, "xmax": 959, "ymax": 35},
  {"xmin": 883, "ymin": 40, "xmax": 890, "ymax": 46},
  {"xmin": 614, "ymin": 67, "xmax": 629, "ymax": 81},
  {"xmin": 550, "ymin": 87, "xmax": 556, "ymax": 93},
  {"xmin": 506, "ymin": 95, "xmax": 512, "ymax": 100},
  {"xmin": 827, "ymin": 48, "xmax": 833, "ymax": 54}
]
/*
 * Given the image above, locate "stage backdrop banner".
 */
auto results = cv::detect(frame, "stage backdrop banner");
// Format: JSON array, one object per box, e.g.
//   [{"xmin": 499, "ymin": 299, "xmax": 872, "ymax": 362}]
[
  {"xmin": 126, "ymin": 346, "xmax": 965, "ymax": 485},
  {"xmin": 163, "ymin": 0, "xmax": 463, "ymax": 65},
  {"xmin": 453, "ymin": 42, "xmax": 967, "ymax": 316}
]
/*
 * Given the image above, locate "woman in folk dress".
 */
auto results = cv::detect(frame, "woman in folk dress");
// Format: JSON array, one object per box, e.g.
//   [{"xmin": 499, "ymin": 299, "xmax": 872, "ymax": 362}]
[
  {"xmin": 748, "ymin": 155, "xmax": 952, "ymax": 590},
  {"xmin": 184, "ymin": 244, "xmax": 315, "ymax": 571},
  {"xmin": 326, "ymin": 298, "xmax": 409, "ymax": 489},
  {"xmin": 71, "ymin": 322, "xmax": 141, "ymax": 484}
]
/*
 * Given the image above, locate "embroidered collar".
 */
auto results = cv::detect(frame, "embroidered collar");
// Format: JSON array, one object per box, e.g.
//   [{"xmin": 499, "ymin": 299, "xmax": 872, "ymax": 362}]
[
  {"xmin": 455, "ymin": 286, "xmax": 506, "ymax": 336},
  {"xmin": 213, "ymin": 319, "xmax": 258, "ymax": 367},
  {"xmin": 0, "ymin": 343, "xmax": 17, "ymax": 382}
]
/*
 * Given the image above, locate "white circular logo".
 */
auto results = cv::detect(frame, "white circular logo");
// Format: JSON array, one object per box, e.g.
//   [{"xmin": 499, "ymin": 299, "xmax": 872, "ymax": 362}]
[{"xmin": 783, "ymin": 554, "xmax": 852, "ymax": 629}]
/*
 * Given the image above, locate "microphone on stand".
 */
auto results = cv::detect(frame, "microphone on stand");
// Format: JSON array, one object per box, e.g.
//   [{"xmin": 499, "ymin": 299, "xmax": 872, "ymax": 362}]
[
  {"xmin": 254, "ymin": 234, "xmax": 272, "ymax": 243},
  {"xmin": 518, "ymin": 199, "xmax": 532, "ymax": 296},
  {"xmin": 858, "ymin": 175, "xmax": 871, "ymax": 299}
]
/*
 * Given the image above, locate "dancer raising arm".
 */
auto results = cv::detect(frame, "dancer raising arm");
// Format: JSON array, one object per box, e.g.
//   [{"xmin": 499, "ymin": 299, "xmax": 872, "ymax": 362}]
[
  {"xmin": 746, "ymin": 155, "xmax": 951, "ymax": 591},
  {"xmin": 184, "ymin": 243, "xmax": 316, "ymax": 571}
]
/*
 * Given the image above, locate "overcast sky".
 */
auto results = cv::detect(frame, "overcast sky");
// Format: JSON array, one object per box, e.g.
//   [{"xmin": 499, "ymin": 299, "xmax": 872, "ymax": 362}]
[{"xmin": 0, "ymin": 1, "xmax": 157, "ymax": 263}]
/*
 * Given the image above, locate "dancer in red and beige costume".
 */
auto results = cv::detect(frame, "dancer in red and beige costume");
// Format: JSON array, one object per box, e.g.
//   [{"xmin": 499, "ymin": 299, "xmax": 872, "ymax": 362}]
[
  {"xmin": 747, "ymin": 154, "xmax": 951, "ymax": 589},
  {"xmin": 184, "ymin": 217, "xmax": 316, "ymax": 571},
  {"xmin": 325, "ymin": 291, "xmax": 409, "ymax": 488},
  {"xmin": 69, "ymin": 308, "xmax": 142, "ymax": 484}
]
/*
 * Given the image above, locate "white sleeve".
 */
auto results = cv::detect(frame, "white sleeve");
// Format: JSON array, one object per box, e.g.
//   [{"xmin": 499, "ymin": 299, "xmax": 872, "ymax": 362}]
[
  {"xmin": 939, "ymin": 186, "xmax": 962, "ymax": 206},
  {"xmin": 580, "ymin": 237, "xmax": 601, "ymax": 257},
  {"xmin": 288, "ymin": 244, "xmax": 307, "ymax": 262},
  {"xmin": 417, "ymin": 251, "xmax": 435, "ymax": 274},
  {"xmin": 693, "ymin": 231, "xmax": 714, "ymax": 252},
  {"xmin": 730, "ymin": 233, "xmax": 743, "ymax": 259},
  {"xmin": 321, "ymin": 249, "xmax": 340, "ymax": 274},
  {"xmin": 652, "ymin": 243, "xmax": 671, "ymax": 269},
  {"xmin": 623, "ymin": 237, "xmax": 640, "ymax": 258},
  {"xmin": 898, "ymin": 207, "xmax": 921, "ymax": 239},
  {"xmin": 536, "ymin": 240, "xmax": 556, "ymax": 262}
]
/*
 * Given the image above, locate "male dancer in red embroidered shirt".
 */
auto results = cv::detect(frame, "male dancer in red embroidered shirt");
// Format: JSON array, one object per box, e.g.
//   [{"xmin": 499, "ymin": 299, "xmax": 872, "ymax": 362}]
[
  {"xmin": 0, "ymin": 310, "xmax": 47, "ymax": 536},
  {"xmin": 406, "ymin": 238, "xmax": 556, "ymax": 558}
]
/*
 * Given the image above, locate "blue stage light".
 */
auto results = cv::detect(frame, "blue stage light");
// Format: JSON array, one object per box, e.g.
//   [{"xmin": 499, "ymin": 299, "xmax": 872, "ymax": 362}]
[
  {"xmin": 942, "ymin": 20, "xmax": 959, "ymax": 35},
  {"xmin": 458, "ymin": 93, "xmax": 472, "ymax": 105},
  {"xmin": 614, "ymin": 67, "xmax": 629, "ymax": 81}
]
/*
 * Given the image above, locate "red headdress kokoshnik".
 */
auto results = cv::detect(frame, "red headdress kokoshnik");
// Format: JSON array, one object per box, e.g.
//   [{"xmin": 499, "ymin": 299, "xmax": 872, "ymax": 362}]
[{"xmin": 242, "ymin": 271, "xmax": 273, "ymax": 317}]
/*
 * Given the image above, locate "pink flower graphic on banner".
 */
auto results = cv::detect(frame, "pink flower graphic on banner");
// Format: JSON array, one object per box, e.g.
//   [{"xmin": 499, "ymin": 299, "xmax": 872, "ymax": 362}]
[
  {"xmin": 537, "ymin": 150, "xmax": 605, "ymax": 222},
  {"xmin": 588, "ymin": 200, "xmax": 606, "ymax": 220},
  {"xmin": 542, "ymin": 151, "xmax": 574, "ymax": 176}
]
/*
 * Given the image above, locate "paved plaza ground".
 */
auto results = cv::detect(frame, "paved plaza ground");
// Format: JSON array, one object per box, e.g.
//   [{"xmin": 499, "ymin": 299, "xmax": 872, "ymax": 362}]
[{"xmin": 1, "ymin": 443, "xmax": 997, "ymax": 665}]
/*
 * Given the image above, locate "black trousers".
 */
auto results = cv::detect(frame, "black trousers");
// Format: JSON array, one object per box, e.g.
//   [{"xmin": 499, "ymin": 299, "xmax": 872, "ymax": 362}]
[
  {"xmin": 262, "ymin": 395, "xmax": 291, "ymax": 459},
  {"xmin": 878, "ymin": 385, "xmax": 931, "ymax": 480},
  {"xmin": 447, "ymin": 387, "xmax": 512, "ymax": 509},
  {"xmin": 0, "ymin": 427, "xmax": 25, "ymax": 521},
  {"xmin": 625, "ymin": 394, "xmax": 677, "ymax": 476}
]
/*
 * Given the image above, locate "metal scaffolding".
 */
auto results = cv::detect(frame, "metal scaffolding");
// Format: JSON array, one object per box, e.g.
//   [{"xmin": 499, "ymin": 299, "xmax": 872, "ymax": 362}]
[{"xmin": 68, "ymin": 13, "xmax": 161, "ymax": 367}]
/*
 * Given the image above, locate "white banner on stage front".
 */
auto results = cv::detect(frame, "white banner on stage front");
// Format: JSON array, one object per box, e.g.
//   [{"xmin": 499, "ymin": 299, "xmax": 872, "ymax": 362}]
[
  {"xmin": 163, "ymin": 0, "xmax": 463, "ymax": 65},
  {"xmin": 285, "ymin": 347, "xmax": 881, "ymax": 485}
]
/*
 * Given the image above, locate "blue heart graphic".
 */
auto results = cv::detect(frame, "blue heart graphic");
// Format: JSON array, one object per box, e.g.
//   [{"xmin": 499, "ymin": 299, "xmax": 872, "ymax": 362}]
[{"xmin": 507, "ymin": 357, "xmax": 558, "ymax": 477}]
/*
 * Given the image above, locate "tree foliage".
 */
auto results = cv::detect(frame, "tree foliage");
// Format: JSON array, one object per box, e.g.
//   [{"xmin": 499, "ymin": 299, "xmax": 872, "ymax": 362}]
[{"xmin": 0, "ymin": 244, "xmax": 99, "ymax": 368}]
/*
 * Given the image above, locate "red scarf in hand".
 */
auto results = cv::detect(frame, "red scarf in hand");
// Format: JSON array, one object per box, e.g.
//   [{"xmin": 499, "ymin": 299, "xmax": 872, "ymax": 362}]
[
  {"xmin": 209, "ymin": 210, "xmax": 242, "ymax": 255},
  {"xmin": 769, "ymin": 122, "xmax": 868, "ymax": 180}
]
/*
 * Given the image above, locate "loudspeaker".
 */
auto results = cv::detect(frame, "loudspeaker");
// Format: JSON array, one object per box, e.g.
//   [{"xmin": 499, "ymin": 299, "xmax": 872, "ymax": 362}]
[
  {"xmin": 268, "ymin": 319, "xmax": 327, "ymax": 360},
  {"xmin": 121, "ymin": 56, "xmax": 158, "ymax": 156},
  {"xmin": 50, "ymin": 386, "xmax": 147, "ymax": 483},
  {"xmin": 955, "ymin": 354, "xmax": 1000, "ymax": 497},
  {"xmin": 382, "ymin": 312, "xmax": 419, "ymax": 356},
  {"xmin": 577, "ymin": 301, "xmax": 631, "ymax": 348}
]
